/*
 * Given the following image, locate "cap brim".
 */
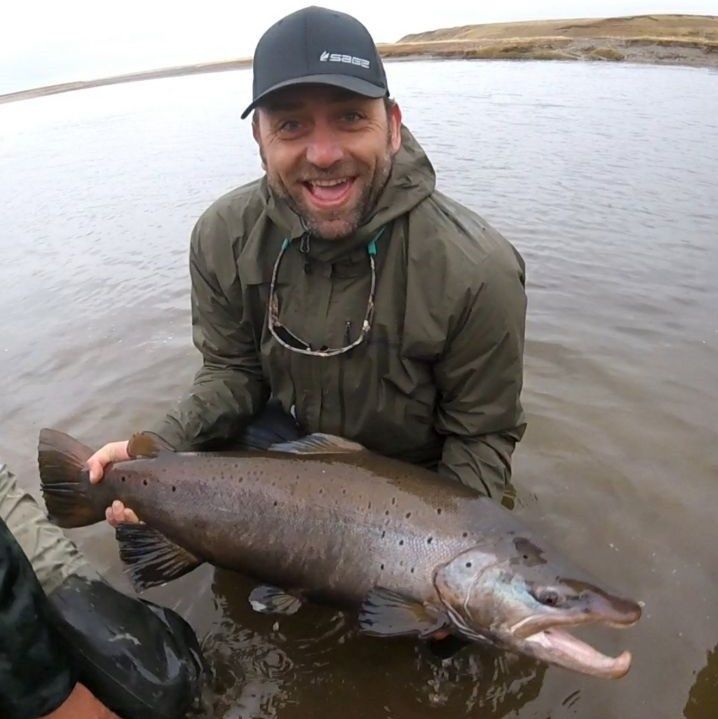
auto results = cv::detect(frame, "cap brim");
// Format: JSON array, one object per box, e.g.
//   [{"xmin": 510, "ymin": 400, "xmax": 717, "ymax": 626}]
[{"xmin": 241, "ymin": 74, "xmax": 387, "ymax": 119}]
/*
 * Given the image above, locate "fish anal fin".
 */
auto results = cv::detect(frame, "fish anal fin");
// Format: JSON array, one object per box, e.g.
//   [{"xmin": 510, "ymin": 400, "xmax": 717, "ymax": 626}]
[
  {"xmin": 248, "ymin": 585, "xmax": 303, "ymax": 615},
  {"xmin": 359, "ymin": 588, "xmax": 448, "ymax": 638},
  {"xmin": 269, "ymin": 433, "xmax": 365, "ymax": 455},
  {"xmin": 128, "ymin": 432, "xmax": 176, "ymax": 459},
  {"xmin": 116, "ymin": 523, "xmax": 202, "ymax": 590}
]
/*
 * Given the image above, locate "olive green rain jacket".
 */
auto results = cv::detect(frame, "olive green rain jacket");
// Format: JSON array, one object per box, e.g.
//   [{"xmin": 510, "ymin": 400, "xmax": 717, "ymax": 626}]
[{"xmin": 150, "ymin": 126, "xmax": 526, "ymax": 498}]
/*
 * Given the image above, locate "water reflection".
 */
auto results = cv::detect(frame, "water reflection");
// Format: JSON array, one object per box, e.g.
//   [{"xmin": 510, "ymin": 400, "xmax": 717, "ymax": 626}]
[
  {"xmin": 684, "ymin": 645, "xmax": 718, "ymax": 719},
  {"xmin": 199, "ymin": 569, "xmax": 545, "ymax": 718}
]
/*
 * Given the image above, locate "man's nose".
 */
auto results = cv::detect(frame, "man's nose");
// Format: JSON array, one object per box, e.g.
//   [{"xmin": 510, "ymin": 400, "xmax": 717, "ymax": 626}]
[{"xmin": 305, "ymin": 125, "xmax": 344, "ymax": 168}]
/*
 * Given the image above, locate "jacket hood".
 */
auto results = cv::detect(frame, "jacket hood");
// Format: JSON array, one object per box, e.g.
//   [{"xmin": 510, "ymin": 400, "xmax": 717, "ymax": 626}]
[{"xmin": 263, "ymin": 124, "xmax": 436, "ymax": 262}]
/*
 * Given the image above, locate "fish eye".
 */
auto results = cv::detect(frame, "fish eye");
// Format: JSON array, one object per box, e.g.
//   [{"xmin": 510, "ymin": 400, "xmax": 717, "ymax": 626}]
[{"xmin": 534, "ymin": 588, "xmax": 561, "ymax": 607}]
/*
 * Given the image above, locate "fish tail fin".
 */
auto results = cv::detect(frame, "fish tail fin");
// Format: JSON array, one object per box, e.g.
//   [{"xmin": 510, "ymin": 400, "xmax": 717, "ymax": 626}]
[
  {"xmin": 116, "ymin": 524, "xmax": 203, "ymax": 591},
  {"xmin": 38, "ymin": 428, "xmax": 104, "ymax": 527}
]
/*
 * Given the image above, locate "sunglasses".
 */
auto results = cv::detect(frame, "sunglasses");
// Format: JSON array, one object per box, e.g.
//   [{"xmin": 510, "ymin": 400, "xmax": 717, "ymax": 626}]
[{"xmin": 268, "ymin": 227, "xmax": 385, "ymax": 357}]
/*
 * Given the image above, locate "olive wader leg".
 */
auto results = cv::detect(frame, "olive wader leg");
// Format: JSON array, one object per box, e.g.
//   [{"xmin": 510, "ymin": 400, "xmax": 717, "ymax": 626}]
[{"xmin": 0, "ymin": 463, "xmax": 205, "ymax": 719}]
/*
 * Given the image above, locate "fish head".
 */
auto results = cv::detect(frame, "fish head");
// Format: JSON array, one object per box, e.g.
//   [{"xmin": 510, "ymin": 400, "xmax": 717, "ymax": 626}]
[{"xmin": 433, "ymin": 536, "xmax": 642, "ymax": 679}]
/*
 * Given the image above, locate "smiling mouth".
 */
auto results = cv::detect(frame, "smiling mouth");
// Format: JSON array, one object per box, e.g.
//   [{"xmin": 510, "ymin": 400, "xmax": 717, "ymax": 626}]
[{"xmin": 302, "ymin": 177, "xmax": 357, "ymax": 207}]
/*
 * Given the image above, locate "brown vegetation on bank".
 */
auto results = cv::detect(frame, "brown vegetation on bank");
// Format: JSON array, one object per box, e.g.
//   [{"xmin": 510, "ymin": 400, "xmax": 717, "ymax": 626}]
[
  {"xmin": 382, "ymin": 14, "xmax": 718, "ymax": 66},
  {"xmin": 2, "ymin": 14, "xmax": 716, "ymax": 105}
]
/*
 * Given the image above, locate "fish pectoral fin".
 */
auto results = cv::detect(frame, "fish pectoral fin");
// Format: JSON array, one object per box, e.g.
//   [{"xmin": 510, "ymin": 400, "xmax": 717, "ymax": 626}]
[
  {"xmin": 268, "ymin": 433, "xmax": 366, "ymax": 455},
  {"xmin": 359, "ymin": 588, "xmax": 448, "ymax": 638},
  {"xmin": 116, "ymin": 524, "xmax": 202, "ymax": 591},
  {"xmin": 248, "ymin": 585, "xmax": 303, "ymax": 615},
  {"xmin": 127, "ymin": 432, "xmax": 176, "ymax": 458}
]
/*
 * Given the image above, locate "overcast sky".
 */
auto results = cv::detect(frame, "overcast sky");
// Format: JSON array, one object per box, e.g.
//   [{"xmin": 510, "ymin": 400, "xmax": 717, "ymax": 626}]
[{"xmin": 2, "ymin": 0, "xmax": 717, "ymax": 93}]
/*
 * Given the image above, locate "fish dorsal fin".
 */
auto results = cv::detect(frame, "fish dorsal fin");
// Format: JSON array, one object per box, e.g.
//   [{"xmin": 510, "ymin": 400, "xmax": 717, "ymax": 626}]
[
  {"xmin": 231, "ymin": 401, "xmax": 303, "ymax": 451},
  {"xmin": 128, "ymin": 432, "xmax": 176, "ymax": 459},
  {"xmin": 268, "ymin": 433, "xmax": 366, "ymax": 455}
]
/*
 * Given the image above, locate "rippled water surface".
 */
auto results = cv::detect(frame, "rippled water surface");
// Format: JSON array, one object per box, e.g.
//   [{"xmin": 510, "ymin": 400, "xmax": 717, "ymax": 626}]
[{"xmin": 1, "ymin": 60, "xmax": 717, "ymax": 718}]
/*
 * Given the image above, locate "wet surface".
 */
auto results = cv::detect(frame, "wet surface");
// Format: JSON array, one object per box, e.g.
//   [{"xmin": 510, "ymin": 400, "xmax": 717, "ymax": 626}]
[{"xmin": 1, "ymin": 60, "xmax": 717, "ymax": 717}]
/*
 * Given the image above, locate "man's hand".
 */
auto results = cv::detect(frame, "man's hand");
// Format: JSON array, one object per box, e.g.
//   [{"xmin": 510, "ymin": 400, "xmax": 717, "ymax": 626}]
[
  {"xmin": 42, "ymin": 682, "xmax": 119, "ymax": 718},
  {"xmin": 86, "ymin": 441, "xmax": 130, "ymax": 484},
  {"xmin": 86, "ymin": 441, "xmax": 140, "ymax": 527}
]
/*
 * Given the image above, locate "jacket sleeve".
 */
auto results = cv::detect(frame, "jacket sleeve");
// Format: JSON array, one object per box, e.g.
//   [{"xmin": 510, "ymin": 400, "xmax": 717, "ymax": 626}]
[
  {"xmin": 0, "ymin": 510, "xmax": 76, "ymax": 719},
  {"xmin": 434, "ymin": 247, "xmax": 527, "ymax": 499},
  {"xmin": 148, "ymin": 210, "xmax": 269, "ymax": 449}
]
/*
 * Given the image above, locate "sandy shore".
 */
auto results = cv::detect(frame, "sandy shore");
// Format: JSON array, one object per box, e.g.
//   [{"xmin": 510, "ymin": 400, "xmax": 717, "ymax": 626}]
[{"xmin": 2, "ymin": 14, "xmax": 716, "ymax": 105}]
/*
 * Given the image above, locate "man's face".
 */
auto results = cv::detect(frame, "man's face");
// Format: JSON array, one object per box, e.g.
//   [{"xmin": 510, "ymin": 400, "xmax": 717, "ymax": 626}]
[{"xmin": 253, "ymin": 85, "xmax": 402, "ymax": 240}]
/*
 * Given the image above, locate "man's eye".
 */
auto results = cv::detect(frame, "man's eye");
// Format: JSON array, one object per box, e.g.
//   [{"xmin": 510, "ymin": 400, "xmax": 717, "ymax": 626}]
[
  {"xmin": 342, "ymin": 111, "xmax": 364, "ymax": 123},
  {"xmin": 277, "ymin": 120, "xmax": 302, "ymax": 134}
]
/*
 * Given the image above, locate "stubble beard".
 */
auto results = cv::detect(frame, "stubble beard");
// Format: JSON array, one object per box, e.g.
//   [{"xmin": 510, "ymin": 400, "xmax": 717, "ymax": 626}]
[{"xmin": 263, "ymin": 132, "xmax": 396, "ymax": 241}]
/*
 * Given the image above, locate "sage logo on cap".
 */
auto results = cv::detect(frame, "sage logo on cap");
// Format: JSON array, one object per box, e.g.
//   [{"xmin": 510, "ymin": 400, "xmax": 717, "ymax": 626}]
[{"xmin": 319, "ymin": 50, "xmax": 371, "ymax": 70}]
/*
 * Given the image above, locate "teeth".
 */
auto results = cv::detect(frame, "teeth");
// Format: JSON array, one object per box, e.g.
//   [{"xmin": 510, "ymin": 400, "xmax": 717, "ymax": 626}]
[{"xmin": 310, "ymin": 178, "xmax": 348, "ymax": 187}]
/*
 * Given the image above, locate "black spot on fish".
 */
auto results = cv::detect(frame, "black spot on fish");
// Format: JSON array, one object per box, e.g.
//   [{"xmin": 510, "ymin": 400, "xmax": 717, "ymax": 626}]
[
  {"xmin": 462, "ymin": 532, "xmax": 468, "ymax": 538},
  {"xmin": 391, "ymin": 497, "xmax": 396, "ymax": 505},
  {"xmin": 437, "ymin": 508, "xmax": 442, "ymax": 515},
  {"xmin": 380, "ymin": 563, "xmax": 385, "ymax": 570},
  {"xmin": 367, "ymin": 502, "xmax": 372, "ymax": 509},
  {"xmin": 410, "ymin": 567, "xmax": 415, "ymax": 574},
  {"xmin": 399, "ymin": 540, "xmax": 404, "ymax": 546},
  {"xmin": 273, "ymin": 501, "xmax": 278, "ymax": 507},
  {"xmin": 385, "ymin": 510, "xmax": 390, "ymax": 516},
  {"xmin": 143, "ymin": 479, "xmax": 148, "ymax": 486},
  {"xmin": 465, "ymin": 562, "xmax": 473, "ymax": 568},
  {"xmin": 381, "ymin": 530, "xmax": 386, "ymax": 538},
  {"xmin": 427, "ymin": 537, "xmax": 433, "ymax": 544},
  {"xmin": 172, "ymin": 486, "xmax": 176, "ymax": 492},
  {"xmin": 121, "ymin": 476, "xmax": 126, "ymax": 483},
  {"xmin": 405, "ymin": 512, "xmax": 411, "ymax": 518}
]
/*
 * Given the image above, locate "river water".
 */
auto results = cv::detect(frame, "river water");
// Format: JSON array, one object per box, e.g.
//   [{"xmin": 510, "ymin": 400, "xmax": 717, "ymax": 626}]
[{"xmin": 1, "ymin": 59, "xmax": 717, "ymax": 718}]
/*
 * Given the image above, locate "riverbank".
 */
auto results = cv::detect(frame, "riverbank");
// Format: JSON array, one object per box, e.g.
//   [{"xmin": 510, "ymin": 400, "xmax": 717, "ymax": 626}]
[
  {"xmin": 2, "ymin": 14, "xmax": 716, "ymax": 105},
  {"xmin": 384, "ymin": 14, "xmax": 718, "ymax": 66}
]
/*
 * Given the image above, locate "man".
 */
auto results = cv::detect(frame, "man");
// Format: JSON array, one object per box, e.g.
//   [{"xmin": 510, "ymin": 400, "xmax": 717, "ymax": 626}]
[
  {"xmin": 89, "ymin": 6, "xmax": 527, "ymax": 525},
  {"xmin": 0, "ymin": 463, "xmax": 203, "ymax": 718}
]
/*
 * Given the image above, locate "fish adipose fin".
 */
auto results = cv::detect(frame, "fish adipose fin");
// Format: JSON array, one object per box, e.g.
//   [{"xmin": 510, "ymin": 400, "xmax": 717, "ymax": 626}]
[
  {"xmin": 269, "ymin": 433, "xmax": 366, "ymax": 455},
  {"xmin": 38, "ymin": 428, "xmax": 105, "ymax": 528},
  {"xmin": 116, "ymin": 524, "xmax": 203, "ymax": 591},
  {"xmin": 248, "ymin": 585, "xmax": 303, "ymax": 615},
  {"xmin": 128, "ymin": 432, "xmax": 176, "ymax": 458},
  {"xmin": 359, "ymin": 588, "xmax": 448, "ymax": 638}
]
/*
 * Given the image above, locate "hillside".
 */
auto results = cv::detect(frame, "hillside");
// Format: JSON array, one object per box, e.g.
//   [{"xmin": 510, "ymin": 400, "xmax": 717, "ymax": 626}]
[{"xmin": 381, "ymin": 14, "xmax": 718, "ymax": 65}]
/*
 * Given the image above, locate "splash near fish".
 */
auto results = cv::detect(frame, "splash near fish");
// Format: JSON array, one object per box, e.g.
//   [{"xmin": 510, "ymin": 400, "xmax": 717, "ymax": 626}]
[{"xmin": 39, "ymin": 427, "xmax": 641, "ymax": 679}]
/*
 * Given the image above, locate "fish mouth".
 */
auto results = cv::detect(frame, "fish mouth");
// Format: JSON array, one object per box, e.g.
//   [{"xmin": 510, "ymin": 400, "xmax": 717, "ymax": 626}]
[{"xmin": 508, "ymin": 608, "xmax": 641, "ymax": 679}]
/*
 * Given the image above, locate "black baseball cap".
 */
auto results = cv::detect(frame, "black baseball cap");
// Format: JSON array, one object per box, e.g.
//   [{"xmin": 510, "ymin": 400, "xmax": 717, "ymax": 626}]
[{"xmin": 241, "ymin": 6, "xmax": 389, "ymax": 119}]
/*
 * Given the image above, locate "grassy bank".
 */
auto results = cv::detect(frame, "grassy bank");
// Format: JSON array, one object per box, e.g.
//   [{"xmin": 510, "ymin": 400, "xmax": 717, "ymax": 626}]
[
  {"xmin": 383, "ymin": 14, "xmax": 718, "ymax": 65},
  {"xmin": 2, "ymin": 14, "xmax": 716, "ymax": 105}
]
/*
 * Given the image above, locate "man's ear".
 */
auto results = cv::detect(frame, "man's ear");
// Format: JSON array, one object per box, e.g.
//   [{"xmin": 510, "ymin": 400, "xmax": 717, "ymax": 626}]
[
  {"xmin": 389, "ymin": 102, "xmax": 403, "ymax": 155},
  {"xmin": 252, "ymin": 113, "xmax": 267, "ymax": 171}
]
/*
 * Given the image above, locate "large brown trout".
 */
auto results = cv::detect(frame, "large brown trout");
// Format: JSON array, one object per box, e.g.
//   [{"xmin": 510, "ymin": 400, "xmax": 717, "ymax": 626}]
[{"xmin": 39, "ymin": 428, "xmax": 641, "ymax": 679}]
